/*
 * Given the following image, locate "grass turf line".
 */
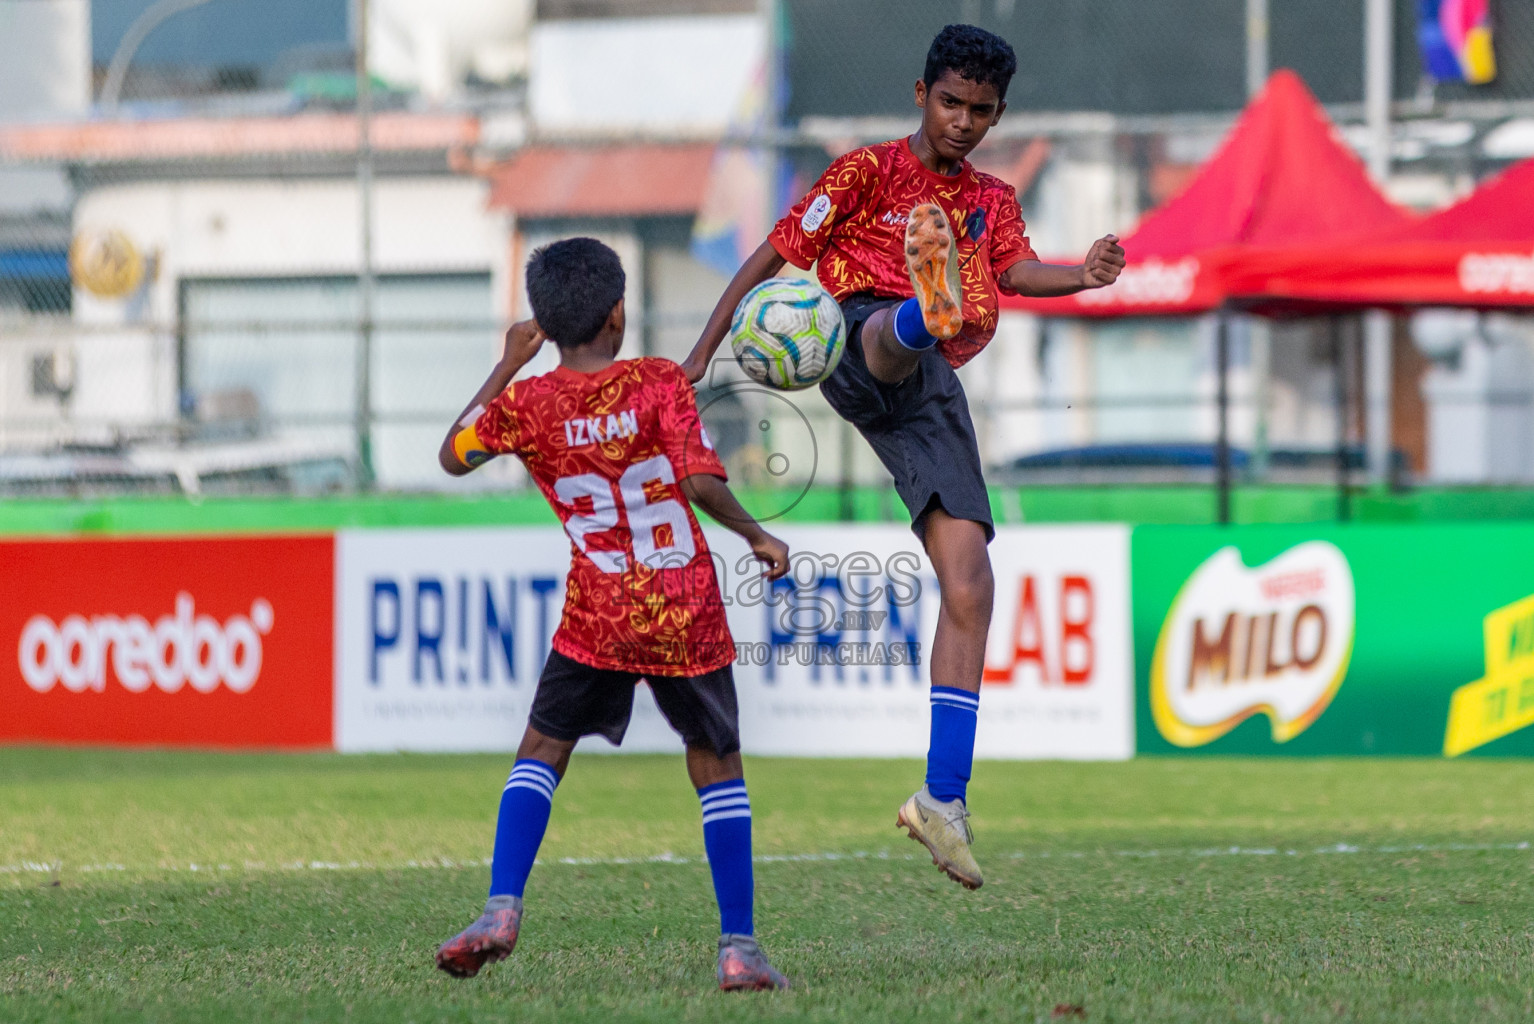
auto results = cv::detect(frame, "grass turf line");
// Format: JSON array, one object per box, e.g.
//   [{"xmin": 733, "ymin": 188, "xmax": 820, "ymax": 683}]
[{"xmin": 3, "ymin": 749, "xmax": 1534, "ymax": 1023}]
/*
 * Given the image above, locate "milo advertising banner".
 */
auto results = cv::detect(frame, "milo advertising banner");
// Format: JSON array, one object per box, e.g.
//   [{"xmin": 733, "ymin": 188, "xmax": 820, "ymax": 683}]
[{"xmin": 1133, "ymin": 523, "xmax": 1534, "ymax": 757}]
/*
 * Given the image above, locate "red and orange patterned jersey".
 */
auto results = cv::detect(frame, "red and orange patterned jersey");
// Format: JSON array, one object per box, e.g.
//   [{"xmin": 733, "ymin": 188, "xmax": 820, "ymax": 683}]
[
  {"xmin": 769, "ymin": 137, "xmax": 1039, "ymax": 368},
  {"xmin": 470, "ymin": 357, "xmax": 732, "ymax": 677}
]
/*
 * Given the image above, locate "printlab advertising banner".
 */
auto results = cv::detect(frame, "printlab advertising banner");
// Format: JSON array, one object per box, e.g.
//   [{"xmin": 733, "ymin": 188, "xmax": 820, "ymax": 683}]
[
  {"xmin": 1132, "ymin": 523, "xmax": 1534, "ymax": 757},
  {"xmin": 334, "ymin": 524, "xmax": 1135, "ymax": 759},
  {"xmin": 0, "ymin": 535, "xmax": 335, "ymax": 747},
  {"xmin": 334, "ymin": 527, "xmax": 580, "ymax": 753}
]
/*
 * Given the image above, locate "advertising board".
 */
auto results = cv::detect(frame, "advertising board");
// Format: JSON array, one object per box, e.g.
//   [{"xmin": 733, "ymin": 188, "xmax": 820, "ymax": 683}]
[
  {"xmin": 14, "ymin": 520, "xmax": 1534, "ymax": 760},
  {"xmin": 1132, "ymin": 523, "xmax": 1534, "ymax": 756},
  {"xmin": 334, "ymin": 527, "xmax": 592, "ymax": 753},
  {"xmin": 335, "ymin": 524, "xmax": 1135, "ymax": 758},
  {"xmin": 0, "ymin": 535, "xmax": 334, "ymax": 747}
]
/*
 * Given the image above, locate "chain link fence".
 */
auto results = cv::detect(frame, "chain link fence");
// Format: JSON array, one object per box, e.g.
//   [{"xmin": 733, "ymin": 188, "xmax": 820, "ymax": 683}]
[
  {"xmin": 3, "ymin": 0, "xmax": 1534, "ymax": 503},
  {"xmin": 785, "ymin": 0, "xmax": 1534, "ymax": 118}
]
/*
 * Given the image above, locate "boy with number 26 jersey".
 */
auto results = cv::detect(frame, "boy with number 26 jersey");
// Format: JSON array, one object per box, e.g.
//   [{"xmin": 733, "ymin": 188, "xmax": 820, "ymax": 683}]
[
  {"xmin": 463, "ymin": 357, "xmax": 734, "ymax": 676},
  {"xmin": 435, "ymin": 237, "xmax": 791, "ymax": 992}
]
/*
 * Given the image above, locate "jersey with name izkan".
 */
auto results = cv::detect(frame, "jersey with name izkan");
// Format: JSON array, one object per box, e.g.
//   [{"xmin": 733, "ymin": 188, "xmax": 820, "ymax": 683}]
[
  {"xmin": 471, "ymin": 358, "xmax": 732, "ymax": 676},
  {"xmin": 769, "ymin": 137, "xmax": 1039, "ymax": 369}
]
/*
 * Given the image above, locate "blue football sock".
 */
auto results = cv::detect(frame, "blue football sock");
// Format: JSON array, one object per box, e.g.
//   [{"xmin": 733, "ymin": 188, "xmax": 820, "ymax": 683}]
[
  {"xmin": 892, "ymin": 297, "xmax": 938, "ymax": 351},
  {"xmin": 698, "ymin": 779, "xmax": 754, "ymax": 936},
  {"xmin": 925, "ymin": 686, "xmax": 979, "ymax": 804},
  {"xmin": 489, "ymin": 759, "xmax": 560, "ymax": 899}
]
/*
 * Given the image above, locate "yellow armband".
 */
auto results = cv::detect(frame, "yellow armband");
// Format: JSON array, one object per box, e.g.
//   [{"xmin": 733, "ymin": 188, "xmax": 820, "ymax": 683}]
[{"xmin": 452, "ymin": 425, "xmax": 494, "ymax": 468}]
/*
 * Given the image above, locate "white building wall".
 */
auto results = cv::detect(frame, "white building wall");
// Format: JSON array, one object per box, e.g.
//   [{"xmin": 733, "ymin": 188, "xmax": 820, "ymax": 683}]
[
  {"xmin": 1421, "ymin": 314, "xmax": 1534, "ymax": 484},
  {"xmin": 368, "ymin": 0, "xmax": 534, "ymax": 101},
  {"xmin": 72, "ymin": 174, "xmax": 509, "ymax": 429},
  {"xmin": 529, "ymin": 15, "xmax": 765, "ymax": 138},
  {"xmin": 1030, "ymin": 158, "xmax": 1138, "ymax": 259},
  {"xmin": 0, "ymin": 0, "xmax": 90, "ymax": 120}
]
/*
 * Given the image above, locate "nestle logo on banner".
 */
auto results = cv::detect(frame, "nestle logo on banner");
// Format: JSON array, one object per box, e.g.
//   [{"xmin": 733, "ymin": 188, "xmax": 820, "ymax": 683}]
[
  {"xmin": 1460, "ymin": 251, "xmax": 1534, "ymax": 295},
  {"xmin": 1149, "ymin": 542, "xmax": 1356, "ymax": 747},
  {"xmin": 18, "ymin": 594, "xmax": 274, "ymax": 694},
  {"xmin": 1076, "ymin": 257, "xmax": 1198, "ymax": 307}
]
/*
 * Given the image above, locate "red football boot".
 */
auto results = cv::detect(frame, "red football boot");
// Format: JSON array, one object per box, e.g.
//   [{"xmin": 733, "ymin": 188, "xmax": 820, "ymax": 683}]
[
  {"xmin": 717, "ymin": 933, "xmax": 790, "ymax": 991},
  {"xmin": 435, "ymin": 895, "xmax": 522, "ymax": 979}
]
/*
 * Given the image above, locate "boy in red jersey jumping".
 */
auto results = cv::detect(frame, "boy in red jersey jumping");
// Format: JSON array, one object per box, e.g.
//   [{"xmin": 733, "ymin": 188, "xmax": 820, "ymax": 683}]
[
  {"xmin": 684, "ymin": 25, "xmax": 1126, "ymax": 891},
  {"xmin": 435, "ymin": 237, "xmax": 791, "ymax": 991}
]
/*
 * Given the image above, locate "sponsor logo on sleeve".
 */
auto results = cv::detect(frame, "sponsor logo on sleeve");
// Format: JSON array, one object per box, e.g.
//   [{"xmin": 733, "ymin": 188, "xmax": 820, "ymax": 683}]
[
  {"xmin": 801, "ymin": 194, "xmax": 833, "ymax": 234},
  {"xmin": 1149, "ymin": 541, "xmax": 1355, "ymax": 747}
]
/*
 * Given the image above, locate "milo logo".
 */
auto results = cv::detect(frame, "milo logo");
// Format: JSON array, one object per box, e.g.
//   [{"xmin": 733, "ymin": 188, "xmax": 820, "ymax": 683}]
[{"xmin": 1150, "ymin": 541, "xmax": 1355, "ymax": 746}]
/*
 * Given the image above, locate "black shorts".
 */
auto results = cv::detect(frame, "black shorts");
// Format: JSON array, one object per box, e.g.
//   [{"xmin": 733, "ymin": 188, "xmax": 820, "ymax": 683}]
[
  {"xmin": 528, "ymin": 650, "xmax": 741, "ymax": 759},
  {"xmin": 820, "ymin": 295, "xmax": 995, "ymax": 543}
]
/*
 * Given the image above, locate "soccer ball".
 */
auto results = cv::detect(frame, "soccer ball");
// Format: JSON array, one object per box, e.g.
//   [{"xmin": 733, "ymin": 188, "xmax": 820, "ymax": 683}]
[{"xmin": 729, "ymin": 278, "xmax": 846, "ymax": 391}]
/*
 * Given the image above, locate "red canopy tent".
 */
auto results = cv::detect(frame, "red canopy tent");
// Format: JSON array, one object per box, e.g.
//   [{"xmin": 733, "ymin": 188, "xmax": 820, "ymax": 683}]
[
  {"xmin": 1005, "ymin": 70, "xmax": 1411, "ymax": 317},
  {"xmin": 1229, "ymin": 156, "xmax": 1534, "ymax": 311},
  {"xmin": 999, "ymin": 71, "xmax": 1414, "ymax": 523}
]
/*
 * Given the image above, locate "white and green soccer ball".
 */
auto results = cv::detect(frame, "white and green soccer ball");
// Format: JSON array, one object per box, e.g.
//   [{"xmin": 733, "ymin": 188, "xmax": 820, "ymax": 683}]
[{"xmin": 729, "ymin": 277, "xmax": 846, "ymax": 391}]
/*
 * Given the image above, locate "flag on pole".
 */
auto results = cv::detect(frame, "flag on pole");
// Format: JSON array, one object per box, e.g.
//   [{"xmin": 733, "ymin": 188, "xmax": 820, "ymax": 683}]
[
  {"xmin": 691, "ymin": 58, "xmax": 775, "ymax": 277},
  {"xmin": 1417, "ymin": 0, "xmax": 1497, "ymax": 85}
]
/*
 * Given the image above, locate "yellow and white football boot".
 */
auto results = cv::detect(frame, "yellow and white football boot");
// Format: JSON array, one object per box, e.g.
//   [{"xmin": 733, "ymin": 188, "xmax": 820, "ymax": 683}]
[{"xmin": 897, "ymin": 785, "xmax": 983, "ymax": 890}]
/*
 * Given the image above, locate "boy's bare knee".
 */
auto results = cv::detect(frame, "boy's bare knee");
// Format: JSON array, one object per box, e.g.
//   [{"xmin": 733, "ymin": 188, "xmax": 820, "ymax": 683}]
[
  {"xmin": 516, "ymin": 727, "xmax": 576, "ymax": 776},
  {"xmin": 861, "ymin": 308, "xmax": 921, "ymax": 384},
  {"xmin": 925, "ymin": 517, "xmax": 995, "ymax": 626},
  {"xmin": 686, "ymin": 747, "xmax": 743, "ymax": 789},
  {"xmin": 941, "ymin": 571, "xmax": 995, "ymax": 632}
]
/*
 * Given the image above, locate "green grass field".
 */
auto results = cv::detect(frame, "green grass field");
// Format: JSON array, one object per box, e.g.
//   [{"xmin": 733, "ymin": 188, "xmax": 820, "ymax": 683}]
[{"xmin": 4, "ymin": 749, "xmax": 1534, "ymax": 1023}]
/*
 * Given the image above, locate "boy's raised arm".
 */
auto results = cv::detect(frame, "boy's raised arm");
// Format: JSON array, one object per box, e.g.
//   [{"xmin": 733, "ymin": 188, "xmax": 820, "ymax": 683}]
[
  {"xmin": 438, "ymin": 319, "xmax": 546, "ymax": 475},
  {"xmin": 681, "ymin": 240, "xmax": 787, "ymax": 384},
  {"xmin": 1003, "ymin": 234, "xmax": 1125, "ymax": 298},
  {"xmin": 679, "ymin": 473, "xmax": 789, "ymax": 581}
]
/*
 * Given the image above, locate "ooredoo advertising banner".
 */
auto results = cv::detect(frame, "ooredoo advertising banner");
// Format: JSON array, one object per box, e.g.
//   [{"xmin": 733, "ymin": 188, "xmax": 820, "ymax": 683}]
[
  {"xmin": 335, "ymin": 524, "xmax": 1135, "ymax": 758},
  {"xmin": 0, "ymin": 536, "xmax": 334, "ymax": 747},
  {"xmin": 1132, "ymin": 523, "xmax": 1534, "ymax": 756}
]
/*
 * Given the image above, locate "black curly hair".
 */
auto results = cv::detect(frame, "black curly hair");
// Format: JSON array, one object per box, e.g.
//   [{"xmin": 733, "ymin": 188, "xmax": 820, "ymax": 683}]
[
  {"xmin": 525, "ymin": 237, "xmax": 626, "ymax": 349},
  {"xmin": 923, "ymin": 24, "xmax": 1018, "ymax": 100}
]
